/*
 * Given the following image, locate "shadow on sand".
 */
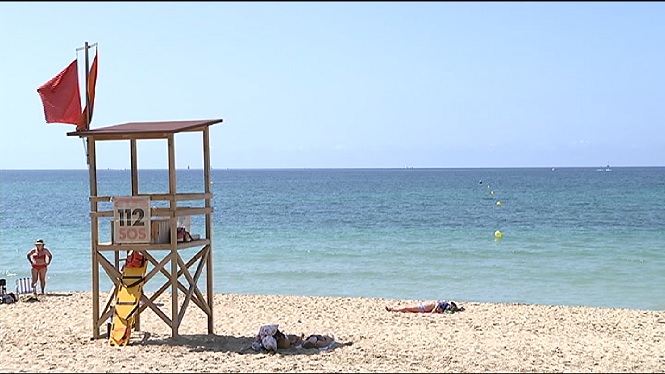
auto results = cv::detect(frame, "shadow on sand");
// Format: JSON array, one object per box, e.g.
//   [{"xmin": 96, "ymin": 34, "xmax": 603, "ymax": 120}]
[{"xmin": 141, "ymin": 333, "xmax": 353, "ymax": 355}]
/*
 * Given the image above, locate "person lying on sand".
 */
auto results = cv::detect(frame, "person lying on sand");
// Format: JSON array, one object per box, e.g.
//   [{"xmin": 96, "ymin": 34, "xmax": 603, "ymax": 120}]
[
  {"xmin": 385, "ymin": 300, "xmax": 465, "ymax": 314},
  {"xmin": 278, "ymin": 333, "xmax": 336, "ymax": 349},
  {"xmin": 276, "ymin": 332, "xmax": 304, "ymax": 349},
  {"xmin": 301, "ymin": 334, "xmax": 336, "ymax": 349}
]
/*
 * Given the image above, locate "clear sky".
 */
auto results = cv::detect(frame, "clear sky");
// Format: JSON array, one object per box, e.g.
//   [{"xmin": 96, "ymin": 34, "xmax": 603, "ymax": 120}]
[{"xmin": 1, "ymin": 2, "xmax": 663, "ymax": 170}]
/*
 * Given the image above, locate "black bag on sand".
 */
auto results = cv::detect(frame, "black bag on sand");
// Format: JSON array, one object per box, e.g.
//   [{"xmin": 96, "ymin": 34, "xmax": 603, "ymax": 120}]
[{"xmin": 0, "ymin": 293, "xmax": 18, "ymax": 304}]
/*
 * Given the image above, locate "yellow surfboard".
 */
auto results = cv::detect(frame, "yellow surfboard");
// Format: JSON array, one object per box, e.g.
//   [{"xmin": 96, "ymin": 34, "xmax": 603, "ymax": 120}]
[{"xmin": 109, "ymin": 252, "xmax": 147, "ymax": 347}]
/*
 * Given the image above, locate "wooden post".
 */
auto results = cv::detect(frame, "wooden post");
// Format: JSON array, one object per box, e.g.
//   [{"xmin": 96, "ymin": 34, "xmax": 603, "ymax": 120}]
[
  {"xmin": 203, "ymin": 126, "xmax": 214, "ymax": 334},
  {"xmin": 75, "ymin": 40, "xmax": 100, "ymax": 338},
  {"xmin": 168, "ymin": 134, "xmax": 179, "ymax": 337}
]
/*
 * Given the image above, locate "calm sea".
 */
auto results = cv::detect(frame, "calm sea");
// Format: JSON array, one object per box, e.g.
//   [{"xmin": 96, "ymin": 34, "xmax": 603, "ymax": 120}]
[{"xmin": 0, "ymin": 168, "xmax": 663, "ymax": 311}]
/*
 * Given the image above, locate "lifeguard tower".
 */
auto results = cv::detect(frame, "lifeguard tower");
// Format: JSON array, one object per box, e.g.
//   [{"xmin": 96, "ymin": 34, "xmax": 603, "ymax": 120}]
[{"xmin": 67, "ymin": 118, "xmax": 222, "ymax": 342}]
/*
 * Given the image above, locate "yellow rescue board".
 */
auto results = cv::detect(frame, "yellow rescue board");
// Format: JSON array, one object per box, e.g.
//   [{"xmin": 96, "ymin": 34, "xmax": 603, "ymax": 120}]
[{"xmin": 109, "ymin": 255, "xmax": 147, "ymax": 347}]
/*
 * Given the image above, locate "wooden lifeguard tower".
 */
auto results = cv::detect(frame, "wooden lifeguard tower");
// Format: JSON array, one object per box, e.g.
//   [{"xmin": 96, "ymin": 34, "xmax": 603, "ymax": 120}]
[{"xmin": 67, "ymin": 118, "xmax": 222, "ymax": 340}]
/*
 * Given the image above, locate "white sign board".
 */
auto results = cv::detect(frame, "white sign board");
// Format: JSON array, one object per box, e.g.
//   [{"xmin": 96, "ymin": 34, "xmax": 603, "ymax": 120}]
[{"xmin": 112, "ymin": 196, "xmax": 151, "ymax": 244}]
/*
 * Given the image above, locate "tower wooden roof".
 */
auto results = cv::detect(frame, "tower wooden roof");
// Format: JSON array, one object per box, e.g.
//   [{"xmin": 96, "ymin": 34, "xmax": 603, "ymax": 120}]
[{"xmin": 66, "ymin": 119, "xmax": 223, "ymax": 140}]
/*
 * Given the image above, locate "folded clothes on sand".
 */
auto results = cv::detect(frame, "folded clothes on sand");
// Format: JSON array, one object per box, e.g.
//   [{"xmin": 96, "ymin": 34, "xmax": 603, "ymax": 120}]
[
  {"xmin": 0, "ymin": 293, "xmax": 18, "ymax": 304},
  {"xmin": 251, "ymin": 324, "xmax": 280, "ymax": 353}
]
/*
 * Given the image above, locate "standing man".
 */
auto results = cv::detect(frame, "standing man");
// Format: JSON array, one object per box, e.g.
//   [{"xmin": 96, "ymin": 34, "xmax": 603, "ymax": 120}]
[{"xmin": 26, "ymin": 239, "xmax": 52, "ymax": 294}]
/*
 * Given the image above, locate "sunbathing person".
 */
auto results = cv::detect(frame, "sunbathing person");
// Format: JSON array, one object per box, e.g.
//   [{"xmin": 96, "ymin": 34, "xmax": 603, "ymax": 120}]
[
  {"xmin": 276, "ymin": 332, "xmax": 304, "ymax": 349},
  {"xmin": 301, "ymin": 334, "xmax": 336, "ymax": 349},
  {"xmin": 385, "ymin": 300, "xmax": 465, "ymax": 314},
  {"xmin": 278, "ymin": 333, "xmax": 335, "ymax": 349}
]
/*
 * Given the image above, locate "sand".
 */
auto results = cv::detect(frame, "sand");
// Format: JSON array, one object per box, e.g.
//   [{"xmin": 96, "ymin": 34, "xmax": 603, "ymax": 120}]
[{"xmin": 0, "ymin": 292, "xmax": 663, "ymax": 373}]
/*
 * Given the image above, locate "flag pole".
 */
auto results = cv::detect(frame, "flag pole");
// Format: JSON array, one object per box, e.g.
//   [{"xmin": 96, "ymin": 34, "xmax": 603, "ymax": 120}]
[
  {"xmin": 76, "ymin": 41, "xmax": 96, "ymax": 164},
  {"xmin": 75, "ymin": 41, "xmax": 97, "ymax": 130},
  {"xmin": 83, "ymin": 41, "xmax": 90, "ymax": 129}
]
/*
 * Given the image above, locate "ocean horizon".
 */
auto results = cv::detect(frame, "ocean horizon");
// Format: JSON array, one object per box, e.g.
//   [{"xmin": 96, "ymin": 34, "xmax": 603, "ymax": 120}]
[{"xmin": 1, "ymin": 167, "xmax": 663, "ymax": 311}]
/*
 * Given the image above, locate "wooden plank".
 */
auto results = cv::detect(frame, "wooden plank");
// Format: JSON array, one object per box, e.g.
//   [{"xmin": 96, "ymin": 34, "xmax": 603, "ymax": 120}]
[
  {"xmin": 92, "ymin": 193, "xmax": 212, "ymax": 204},
  {"xmin": 96, "ymin": 239, "xmax": 211, "ymax": 251}
]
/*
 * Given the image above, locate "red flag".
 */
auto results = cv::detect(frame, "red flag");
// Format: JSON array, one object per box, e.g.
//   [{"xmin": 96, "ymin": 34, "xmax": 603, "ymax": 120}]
[
  {"xmin": 77, "ymin": 51, "xmax": 99, "ymax": 131},
  {"xmin": 37, "ymin": 59, "xmax": 82, "ymax": 125}
]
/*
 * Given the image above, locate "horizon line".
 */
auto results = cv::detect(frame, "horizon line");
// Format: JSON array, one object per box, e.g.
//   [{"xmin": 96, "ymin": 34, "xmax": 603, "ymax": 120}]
[{"xmin": 1, "ymin": 165, "xmax": 664, "ymax": 172}]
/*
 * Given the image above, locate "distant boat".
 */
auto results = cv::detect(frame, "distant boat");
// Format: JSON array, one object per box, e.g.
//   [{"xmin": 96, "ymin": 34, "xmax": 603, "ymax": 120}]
[{"xmin": 596, "ymin": 164, "xmax": 612, "ymax": 172}]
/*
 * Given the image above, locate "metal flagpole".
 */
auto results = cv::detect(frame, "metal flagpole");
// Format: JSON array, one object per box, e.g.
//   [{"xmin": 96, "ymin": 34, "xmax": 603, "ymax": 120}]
[
  {"xmin": 76, "ymin": 41, "xmax": 97, "ymax": 129},
  {"xmin": 75, "ymin": 41, "xmax": 97, "ymax": 163},
  {"xmin": 83, "ymin": 41, "xmax": 90, "ymax": 127}
]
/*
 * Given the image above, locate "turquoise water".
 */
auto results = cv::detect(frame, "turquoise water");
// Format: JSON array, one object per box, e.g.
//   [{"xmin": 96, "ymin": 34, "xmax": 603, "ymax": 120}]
[{"xmin": 1, "ymin": 167, "xmax": 663, "ymax": 310}]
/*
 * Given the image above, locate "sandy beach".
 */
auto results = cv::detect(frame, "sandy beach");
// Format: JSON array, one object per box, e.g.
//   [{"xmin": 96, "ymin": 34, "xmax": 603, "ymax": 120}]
[{"xmin": 0, "ymin": 292, "xmax": 662, "ymax": 373}]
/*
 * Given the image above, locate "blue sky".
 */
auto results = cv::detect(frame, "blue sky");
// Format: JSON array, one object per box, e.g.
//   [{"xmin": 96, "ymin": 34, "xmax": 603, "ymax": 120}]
[{"xmin": 1, "ymin": 2, "xmax": 663, "ymax": 170}]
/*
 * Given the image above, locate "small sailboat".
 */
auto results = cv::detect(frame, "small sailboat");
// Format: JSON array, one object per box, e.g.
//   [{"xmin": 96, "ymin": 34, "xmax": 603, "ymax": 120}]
[{"xmin": 596, "ymin": 164, "xmax": 612, "ymax": 172}]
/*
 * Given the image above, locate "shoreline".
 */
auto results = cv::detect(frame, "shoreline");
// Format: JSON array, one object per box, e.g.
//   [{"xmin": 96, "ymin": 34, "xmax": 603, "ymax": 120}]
[{"xmin": 0, "ymin": 292, "xmax": 663, "ymax": 372}]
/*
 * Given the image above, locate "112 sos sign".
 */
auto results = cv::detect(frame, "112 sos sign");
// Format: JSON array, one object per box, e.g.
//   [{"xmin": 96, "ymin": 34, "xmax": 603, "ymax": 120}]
[{"xmin": 113, "ymin": 197, "xmax": 151, "ymax": 243}]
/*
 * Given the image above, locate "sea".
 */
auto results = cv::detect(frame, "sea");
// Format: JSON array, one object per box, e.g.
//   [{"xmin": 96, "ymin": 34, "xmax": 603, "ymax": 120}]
[{"xmin": 0, "ymin": 167, "xmax": 663, "ymax": 311}]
